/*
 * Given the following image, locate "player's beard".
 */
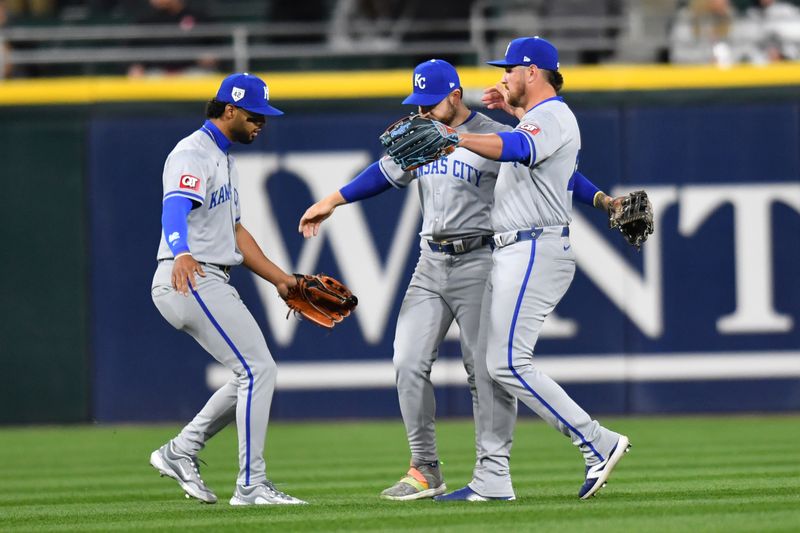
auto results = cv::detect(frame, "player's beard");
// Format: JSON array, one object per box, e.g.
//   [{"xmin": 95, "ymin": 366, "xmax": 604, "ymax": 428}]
[
  {"xmin": 505, "ymin": 83, "xmax": 524, "ymax": 109},
  {"xmin": 431, "ymin": 102, "xmax": 457, "ymax": 126},
  {"xmin": 440, "ymin": 106, "xmax": 457, "ymax": 127},
  {"xmin": 233, "ymin": 127, "xmax": 257, "ymax": 144}
]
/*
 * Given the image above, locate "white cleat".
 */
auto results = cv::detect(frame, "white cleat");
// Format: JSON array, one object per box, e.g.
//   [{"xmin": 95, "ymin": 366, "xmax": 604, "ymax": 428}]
[
  {"xmin": 150, "ymin": 442, "xmax": 218, "ymax": 504},
  {"xmin": 229, "ymin": 481, "xmax": 307, "ymax": 505}
]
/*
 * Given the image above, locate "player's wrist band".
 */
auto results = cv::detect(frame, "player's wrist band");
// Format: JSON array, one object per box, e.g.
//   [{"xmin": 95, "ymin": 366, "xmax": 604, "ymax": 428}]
[{"xmin": 174, "ymin": 252, "xmax": 193, "ymax": 259}]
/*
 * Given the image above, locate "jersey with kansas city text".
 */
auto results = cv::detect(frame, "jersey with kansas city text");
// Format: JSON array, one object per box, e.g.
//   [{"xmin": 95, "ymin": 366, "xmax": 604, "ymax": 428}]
[
  {"xmin": 378, "ymin": 111, "xmax": 511, "ymax": 242},
  {"xmin": 156, "ymin": 129, "xmax": 243, "ymax": 265},
  {"xmin": 491, "ymin": 97, "xmax": 580, "ymax": 232}
]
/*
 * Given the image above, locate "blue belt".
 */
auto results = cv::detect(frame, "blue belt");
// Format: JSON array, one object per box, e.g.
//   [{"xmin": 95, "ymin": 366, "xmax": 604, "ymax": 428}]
[{"xmin": 427, "ymin": 235, "xmax": 493, "ymax": 255}]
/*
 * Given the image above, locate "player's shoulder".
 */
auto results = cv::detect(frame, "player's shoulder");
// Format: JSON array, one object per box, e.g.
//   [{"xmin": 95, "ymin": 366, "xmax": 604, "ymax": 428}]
[
  {"xmin": 523, "ymin": 97, "xmax": 574, "ymax": 122},
  {"xmin": 461, "ymin": 111, "xmax": 514, "ymax": 134},
  {"xmin": 167, "ymin": 131, "xmax": 220, "ymax": 165},
  {"xmin": 519, "ymin": 98, "xmax": 577, "ymax": 136}
]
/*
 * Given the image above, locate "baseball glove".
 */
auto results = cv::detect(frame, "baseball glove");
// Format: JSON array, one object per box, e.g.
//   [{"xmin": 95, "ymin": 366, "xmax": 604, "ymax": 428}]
[
  {"xmin": 379, "ymin": 115, "xmax": 459, "ymax": 171},
  {"xmin": 609, "ymin": 190, "xmax": 654, "ymax": 250},
  {"xmin": 283, "ymin": 274, "xmax": 358, "ymax": 329}
]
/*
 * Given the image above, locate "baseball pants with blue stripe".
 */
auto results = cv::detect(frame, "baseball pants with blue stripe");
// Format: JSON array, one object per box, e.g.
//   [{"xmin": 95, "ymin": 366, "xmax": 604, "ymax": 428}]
[
  {"xmin": 393, "ymin": 247, "xmax": 491, "ymax": 463},
  {"xmin": 484, "ymin": 228, "xmax": 619, "ymax": 466},
  {"xmin": 393, "ymin": 245, "xmax": 517, "ymax": 497},
  {"xmin": 152, "ymin": 261, "xmax": 276, "ymax": 486}
]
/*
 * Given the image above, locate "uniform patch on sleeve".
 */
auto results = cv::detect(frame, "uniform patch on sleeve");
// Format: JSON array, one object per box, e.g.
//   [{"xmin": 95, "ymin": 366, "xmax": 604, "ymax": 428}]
[
  {"xmin": 179, "ymin": 174, "xmax": 201, "ymax": 191},
  {"xmin": 519, "ymin": 122, "xmax": 541, "ymax": 135}
]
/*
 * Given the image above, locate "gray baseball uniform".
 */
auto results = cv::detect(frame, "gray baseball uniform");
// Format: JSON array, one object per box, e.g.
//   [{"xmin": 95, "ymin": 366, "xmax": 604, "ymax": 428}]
[
  {"xmin": 482, "ymin": 97, "xmax": 619, "ymax": 472},
  {"xmin": 151, "ymin": 126, "xmax": 277, "ymax": 487},
  {"xmin": 379, "ymin": 111, "xmax": 516, "ymax": 497}
]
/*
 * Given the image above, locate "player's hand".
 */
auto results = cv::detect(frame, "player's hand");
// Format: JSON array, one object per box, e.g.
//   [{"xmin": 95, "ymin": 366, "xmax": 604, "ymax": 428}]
[
  {"xmin": 298, "ymin": 198, "xmax": 337, "ymax": 238},
  {"xmin": 482, "ymin": 83, "xmax": 525, "ymax": 119},
  {"xmin": 607, "ymin": 195, "xmax": 625, "ymax": 218},
  {"xmin": 275, "ymin": 273, "xmax": 297, "ymax": 300},
  {"xmin": 171, "ymin": 254, "xmax": 206, "ymax": 295},
  {"xmin": 593, "ymin": 192, "xmax": 624, "ymax": 217},
  {"xmin": 481, "ymin": 83, "xmax": 506, "ymax": 109}
]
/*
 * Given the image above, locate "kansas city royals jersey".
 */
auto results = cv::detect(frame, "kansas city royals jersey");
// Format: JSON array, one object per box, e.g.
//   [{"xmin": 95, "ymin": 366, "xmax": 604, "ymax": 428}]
[
  {"xmin": 156, "ymin": 129, "xmax": 243, "ymax": 265},
  {"xmin": 491, "ymin": 97, "xmax": 580, "ymax": 232},
  {"xmin": 379, "ymin": 111, "xmax": 511, "ymax": 241}
]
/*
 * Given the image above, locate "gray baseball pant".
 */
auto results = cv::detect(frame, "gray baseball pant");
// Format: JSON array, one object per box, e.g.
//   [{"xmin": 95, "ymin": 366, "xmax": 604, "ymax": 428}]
[
  {"xmin": 151, "ymin": 261, "xmax": 276, "ymax": 487},
  {"xmin": 484, "ymin": 228, "xmax": 619, "ymax": 467},
  {"xmin": 393, "ymin": 244, "xmax": 515, "ymax": 497}
]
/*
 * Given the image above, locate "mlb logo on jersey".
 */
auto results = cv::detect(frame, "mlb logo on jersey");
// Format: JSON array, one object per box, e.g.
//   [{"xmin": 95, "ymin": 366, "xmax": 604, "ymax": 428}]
[{"xmin": 180, "ymin": 174, "xmax": 201, "ymax": 191}]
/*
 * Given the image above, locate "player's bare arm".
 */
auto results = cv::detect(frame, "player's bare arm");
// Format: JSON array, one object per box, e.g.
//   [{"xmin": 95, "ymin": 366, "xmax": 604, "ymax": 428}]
[
  {"xmin": 456, "ymin": 132, "xmax": 504, "ymax": 160},
  {"xmin": 298, "ymin": 191, "xmax": 346, "ymax": 239},
  {"xmin": 300, "ymin": 160, "xmax": 394, "ymax": 237},
  {"xmin": 171, "ymin": 253, "xmax": 206, "ymax": 295},
  {"xmin": 235, "ymin": 223, "xmax": 296, "ymax": 298}
]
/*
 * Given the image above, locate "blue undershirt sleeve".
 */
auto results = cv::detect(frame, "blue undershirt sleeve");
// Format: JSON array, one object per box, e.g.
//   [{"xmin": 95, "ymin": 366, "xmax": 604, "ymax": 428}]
[
  {"xmin": 572, "ymin": 170, "xmax": 602, "ymax": 207},
  {"xmin": 162, "ymin": 196, "xmax": 193, "ymax": 256},
  {"xmin": 339, "ymin": 161, "xmax": 393, "ymax": 202},
  {"xmin": 497, "ymin": 131, "xmax": 533, "ymax": 163}
]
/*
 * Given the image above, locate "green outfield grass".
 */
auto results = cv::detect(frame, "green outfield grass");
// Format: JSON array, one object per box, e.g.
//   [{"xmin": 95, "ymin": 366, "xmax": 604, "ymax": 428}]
[{"xmin": 1, "ymin": 415, "xmax": 799, "ymax": 532}]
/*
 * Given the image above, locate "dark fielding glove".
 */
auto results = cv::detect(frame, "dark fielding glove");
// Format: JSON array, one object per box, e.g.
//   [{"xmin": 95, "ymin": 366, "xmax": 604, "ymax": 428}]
[
  {"xmin": 609, "ymin": 190, "xmax": 654, "ymax": 250},
  {"xmin": 379, "ymin": 114, "xmax": 459, "ymax": 171},
  {"xmin": 284, "ymin": 274, "xmax": 358, "ymax": 329}
]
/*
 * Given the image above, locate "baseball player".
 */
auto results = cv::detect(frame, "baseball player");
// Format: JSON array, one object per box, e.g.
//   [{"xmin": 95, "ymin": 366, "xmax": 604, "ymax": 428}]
[
  {"xmin": 435, "ymin": 37, "xmax": 631, "ymax": 502},
  {"xmin": 149, "ymin": 73, "xmax": 306, "ymax": 506},
  {"xmin": 298, "ymin": 60, "xmax": 618, "ymax": 501}
]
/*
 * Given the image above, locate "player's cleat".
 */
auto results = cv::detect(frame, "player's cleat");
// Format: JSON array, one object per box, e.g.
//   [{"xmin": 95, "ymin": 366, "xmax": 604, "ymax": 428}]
[
  {"xmin": 434, "ymin": 485, "xmax": 515, "ymax": 501},
  {"xmin": 579, "ymin": 435, "xmax": 631, "ymax": 500},
  {"xmin": 229, "ymin": 481, "xmax": 307, "ymax": 505},
  {"xmin": 380, "ymin": 462, "xmax": 446, "ymax": 501},
  {"xmin": 149, "ymin": 442, "xmax": 218, "ymax": 504}
]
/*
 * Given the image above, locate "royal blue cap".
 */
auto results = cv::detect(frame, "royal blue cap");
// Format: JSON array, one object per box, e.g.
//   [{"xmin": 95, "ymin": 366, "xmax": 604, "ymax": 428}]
[
  {"xmin": 487, "ymin": 37, "xmax": 559, "ymax": 71},
  {"xmin": 402, "ymin": 59, "xmax": 461, "ymax": 106},
  {"xmin": 215, "ymin": 72, "xmax": 283, "ymax": 116}
]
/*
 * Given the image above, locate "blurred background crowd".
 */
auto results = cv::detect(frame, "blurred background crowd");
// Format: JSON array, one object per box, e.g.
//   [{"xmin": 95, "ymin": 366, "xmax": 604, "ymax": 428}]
[{"xmin": 1, "ymin": 0, "xmax": 799, "ymax": 78}]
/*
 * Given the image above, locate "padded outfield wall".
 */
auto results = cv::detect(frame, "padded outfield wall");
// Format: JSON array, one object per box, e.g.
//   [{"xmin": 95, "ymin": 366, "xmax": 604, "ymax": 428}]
[{"xmin": 0, "ymin": 65, "xmax": 798, "ymax": 423}]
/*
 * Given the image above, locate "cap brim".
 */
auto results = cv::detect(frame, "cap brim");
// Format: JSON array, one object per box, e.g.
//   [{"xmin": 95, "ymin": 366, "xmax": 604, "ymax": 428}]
[
  {"xmin": 240, "ymin": 103, "xmax": 284, "ymax": 116},
  {"xmin": 402, "ymin": 92, "xmax": 449, "ymax": 106},
  {"xmin": 487, "ymin": 59, "xmax": 516, "ymax": 67}
]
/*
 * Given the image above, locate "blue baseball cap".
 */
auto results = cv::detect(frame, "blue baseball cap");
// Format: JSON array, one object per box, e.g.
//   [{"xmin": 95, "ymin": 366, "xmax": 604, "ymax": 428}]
[
  {"xmin": 487, "ymin": 37, "xmax": 559, "ymax": 71},
  {"xmin": 402, "ymin": 59, "xmax": 461, "ymax": 106},
  {"xmin": 215, "ymin": 72, "xmax": 283, "ymax": 116}
]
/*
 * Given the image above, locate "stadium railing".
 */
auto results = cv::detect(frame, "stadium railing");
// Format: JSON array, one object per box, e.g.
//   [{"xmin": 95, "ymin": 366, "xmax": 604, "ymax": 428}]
[{"xmin": 0, "ymin": 11, "xmax": 642, "ymax": 78}]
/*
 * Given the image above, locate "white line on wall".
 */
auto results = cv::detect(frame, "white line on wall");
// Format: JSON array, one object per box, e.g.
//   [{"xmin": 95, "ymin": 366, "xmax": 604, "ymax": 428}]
[{"xmin": 206, "ymin": 351, "xmax": 800, "ymax": 391}]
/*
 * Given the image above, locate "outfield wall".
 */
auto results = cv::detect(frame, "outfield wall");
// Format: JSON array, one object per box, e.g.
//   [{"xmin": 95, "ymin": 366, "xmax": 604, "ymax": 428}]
[{"xmin": 1, "ymin": 66, "xmax": 798, "ymax": 423}]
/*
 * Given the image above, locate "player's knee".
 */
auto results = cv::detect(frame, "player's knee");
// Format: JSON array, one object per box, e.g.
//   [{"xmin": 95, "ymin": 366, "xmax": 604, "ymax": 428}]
[
  {"xmin": 393, "ymin": 352, "xmax": 430, "ymax": 380},
  {"xmin": 464, "ymin": 364, "xmax": 477, "ymax": 391},
  {"xmin": 462, "ymin": 359, "xmax": 475, "ymax": 379},
  {"xmin": 486, "ymin": 358, "xmax": 511, "ymax": 383},
  {"xmin": 247, "ymin": 354, "xmax": 277, "ymax": 383}
]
